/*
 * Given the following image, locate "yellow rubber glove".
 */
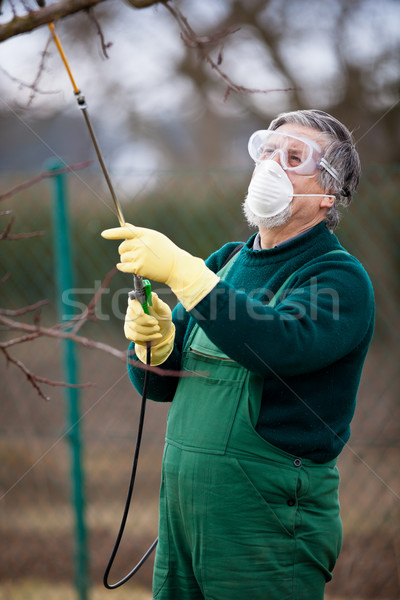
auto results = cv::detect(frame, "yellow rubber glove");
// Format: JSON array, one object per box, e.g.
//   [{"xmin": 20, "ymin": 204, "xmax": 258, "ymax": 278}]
[
  {"xmin": 125, "ymin": 292, "xmax": 175, "ymax": 366},
  {"xmin": 101, "ymin": 224, "xmax": 220, "ymax": 311}
]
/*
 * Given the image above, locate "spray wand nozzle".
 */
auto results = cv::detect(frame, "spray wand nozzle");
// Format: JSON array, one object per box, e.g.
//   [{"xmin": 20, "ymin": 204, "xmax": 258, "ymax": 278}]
[{"xmin": 37, "ymin": 0, "xmax": 151, "ymax": 315}]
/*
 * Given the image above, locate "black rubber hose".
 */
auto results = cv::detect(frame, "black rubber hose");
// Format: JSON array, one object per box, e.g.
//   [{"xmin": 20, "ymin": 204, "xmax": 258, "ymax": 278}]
[{"xmin": 103, "ymin": 344, "xmax": 158, "ymax": 589}]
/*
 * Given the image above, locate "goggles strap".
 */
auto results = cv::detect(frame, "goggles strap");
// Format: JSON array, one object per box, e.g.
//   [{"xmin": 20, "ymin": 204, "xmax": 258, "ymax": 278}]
[{"xmin": 320, "ymin": 158, "xmax": 342, "ymax": 185}]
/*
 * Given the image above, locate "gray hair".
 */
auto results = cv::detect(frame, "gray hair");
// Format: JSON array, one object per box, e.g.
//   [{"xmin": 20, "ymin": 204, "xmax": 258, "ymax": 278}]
[{"xmin": 268, "ymin": 109, "xmax": 361, "ymax": 231}]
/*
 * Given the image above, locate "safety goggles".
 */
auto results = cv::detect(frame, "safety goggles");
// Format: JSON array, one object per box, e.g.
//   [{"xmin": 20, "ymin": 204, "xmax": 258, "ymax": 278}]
[{"xmin": 248, "ymin": 130, "xmax": 328, "ymax": 177}]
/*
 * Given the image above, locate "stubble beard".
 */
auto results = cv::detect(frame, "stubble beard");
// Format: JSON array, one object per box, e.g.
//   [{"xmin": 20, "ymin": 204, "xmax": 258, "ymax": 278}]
[{"xmin": 242, "ymin": 196, "xmax": 293, "ymax": 230}]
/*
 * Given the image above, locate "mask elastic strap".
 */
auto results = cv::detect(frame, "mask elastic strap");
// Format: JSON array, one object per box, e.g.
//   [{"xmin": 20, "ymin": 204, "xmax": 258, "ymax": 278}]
[{"xmin": 292, "ymin": 194, "xmax": 336, "ymax": 198}]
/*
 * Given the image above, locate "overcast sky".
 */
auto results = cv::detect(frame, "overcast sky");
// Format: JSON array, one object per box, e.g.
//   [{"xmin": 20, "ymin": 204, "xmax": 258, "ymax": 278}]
[{"xmin": 0, "ymin": 0, "xmax": 399, "ymax": 174}]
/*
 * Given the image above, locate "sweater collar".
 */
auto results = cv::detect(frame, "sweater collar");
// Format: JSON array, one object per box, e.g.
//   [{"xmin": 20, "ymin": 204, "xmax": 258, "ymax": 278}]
[
  {"xmin": 252, "ymin": 226, "xmax": 316, "ymax": 250},
  {"xmin": 244, "ymin": 222, "xmax": 335, "ymax": 263}
]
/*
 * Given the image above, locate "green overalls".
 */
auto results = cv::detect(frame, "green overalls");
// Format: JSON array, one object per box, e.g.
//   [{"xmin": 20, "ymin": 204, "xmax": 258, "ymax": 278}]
[{"xmin": 153, "ymin": 254, "xmax": 343, "ymax": 600}]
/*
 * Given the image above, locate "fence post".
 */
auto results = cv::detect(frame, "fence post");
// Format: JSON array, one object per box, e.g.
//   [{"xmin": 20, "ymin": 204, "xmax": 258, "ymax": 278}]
[{"xmin": 48, "ymin": 159, "xmax": 90, "ymax": 600}]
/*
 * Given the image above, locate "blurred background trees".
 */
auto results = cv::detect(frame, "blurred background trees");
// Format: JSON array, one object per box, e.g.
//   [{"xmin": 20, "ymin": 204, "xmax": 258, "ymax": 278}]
[{"xmin": 0, "ymin": 0, "xmax": 399, "ymax": 174}]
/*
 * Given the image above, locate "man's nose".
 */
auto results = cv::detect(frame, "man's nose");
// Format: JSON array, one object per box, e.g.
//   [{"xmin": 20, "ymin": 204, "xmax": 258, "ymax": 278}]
[
  {"xmin": 260, "ymin": 148, "xmax": 283, "ymax": 166},
  {"xmin": 269, "ymin": 150, "xmax": 283, "ymax": 167}
]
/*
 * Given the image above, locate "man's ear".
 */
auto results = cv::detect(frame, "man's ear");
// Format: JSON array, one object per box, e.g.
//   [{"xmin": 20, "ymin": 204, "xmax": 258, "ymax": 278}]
[{"xmin": 320, "ymin": 196, "xmax": 335, "ymax": 208}]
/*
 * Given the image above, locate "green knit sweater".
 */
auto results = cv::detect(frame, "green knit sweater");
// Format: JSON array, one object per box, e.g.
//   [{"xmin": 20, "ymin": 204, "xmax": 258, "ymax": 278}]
[{"xmin": 128, "ymin": 222, "xmax": 375, "ymax": 463}]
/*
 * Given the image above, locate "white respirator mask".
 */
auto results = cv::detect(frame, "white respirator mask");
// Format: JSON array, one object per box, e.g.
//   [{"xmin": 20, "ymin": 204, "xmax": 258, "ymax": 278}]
[{"xmin": 246, "ymin": 159, "xmax": 336, "ymax": 218}]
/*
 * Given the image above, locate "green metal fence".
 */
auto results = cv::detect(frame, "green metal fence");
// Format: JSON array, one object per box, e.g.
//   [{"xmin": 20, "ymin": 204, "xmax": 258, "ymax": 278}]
[{"xmin": 1, "ymin": 164, "xmax": 399, "ymax": 599}]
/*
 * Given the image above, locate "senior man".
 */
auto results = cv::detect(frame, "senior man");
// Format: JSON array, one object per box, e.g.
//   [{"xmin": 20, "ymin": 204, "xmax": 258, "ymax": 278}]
[{"xmin": 102, "ymin": 109, "xmax": 375, "ymax": 600}]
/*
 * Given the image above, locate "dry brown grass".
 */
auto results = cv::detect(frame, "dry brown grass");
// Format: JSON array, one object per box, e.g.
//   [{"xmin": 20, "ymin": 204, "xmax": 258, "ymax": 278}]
[{"xmin": 0, "ymin": 580, "xmax": 152, "ymax": 599}]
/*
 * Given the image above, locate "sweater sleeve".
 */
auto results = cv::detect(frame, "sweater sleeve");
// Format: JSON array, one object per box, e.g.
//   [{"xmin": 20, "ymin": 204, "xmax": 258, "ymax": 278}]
[
  {"xmin": 127, "ymin": 242, "xmax": 240, "ymax": 400},
  {"xmin": 190, "ymin": 254, "xmax": 375, "ymax": 378}
]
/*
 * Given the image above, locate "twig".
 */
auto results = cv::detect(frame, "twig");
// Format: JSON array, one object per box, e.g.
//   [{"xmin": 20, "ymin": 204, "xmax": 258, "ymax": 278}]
[
  {"xmin": 0, "ymin": 273, "xmax": 11, "ymax": 287},
  {"xmin": 27, "ymin": 33, "xmax": 54, "ymax": 108},
  {"xmin": 0, "ymin": 160, "xmax": 91, "ymax": 202},
  {"xmin": 1, "ymin": 230, "xmax": 45, "ymax": 240},
  {"xmin": 165, "ymin": 3, "xmax": 297, "ymax": 100},
  {"xmin": 0, "ymin": 313, "xmax": 123, "ymax": 356},
  {"xmin": 86, "ymin": 7, "xmax": 112, "ymax": 59},
  {"xmin": 1, "ymin": 333, "xmax": 42, "ymax": 347},
  {"xmin": 1, "ymin": 346, "xmax": 94, "ymax": 401},
  {"xmin": 0, "ymin": 210, "xmax": 45, "ymax": 240},
  {"xmin": 126, "ymin": 355, "xmax": 207, "ymax": 379},
  {"xmin": 9, "ymin": 0, "xmax": 18, "ymax": 18},
  {"xmin": 0, "ymin": 211, "xmax": 15, "ymax": 239},
  {"xmin": 69, "ymin": 267, "xmax": 117, "ymax": 334},
  {"xmin": 20, "ymin": 0, "xmax": 34, "ymax": 13},
  {"xmin": 0, "ymin": 299, "xmax": 49, "ymax": 317},
  {"xmin": 0, "ymin": 63, "xmax": 58, "ymax": 96}
]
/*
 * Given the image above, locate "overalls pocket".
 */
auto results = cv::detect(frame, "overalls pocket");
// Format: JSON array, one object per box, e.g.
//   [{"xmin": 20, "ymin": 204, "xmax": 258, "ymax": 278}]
[
  {"xmin": 233, "ymin": 457, "xmax": 299, "ymax": 538},
  {"xmin": 166, "ymin": 349, "xmax": 247, "ymax": 455}
]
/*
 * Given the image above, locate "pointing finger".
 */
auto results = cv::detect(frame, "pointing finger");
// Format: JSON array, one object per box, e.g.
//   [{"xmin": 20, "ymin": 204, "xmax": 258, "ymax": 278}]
[{"xmin": 101, "ymin": 224, "xmax": 138, "ymax": 240}]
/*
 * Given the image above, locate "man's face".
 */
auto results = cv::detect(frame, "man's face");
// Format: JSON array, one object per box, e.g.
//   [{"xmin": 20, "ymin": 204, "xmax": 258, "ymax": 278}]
[{"xmin": 244, "ymin": 123, "xmax": 334, "ymax": 230}]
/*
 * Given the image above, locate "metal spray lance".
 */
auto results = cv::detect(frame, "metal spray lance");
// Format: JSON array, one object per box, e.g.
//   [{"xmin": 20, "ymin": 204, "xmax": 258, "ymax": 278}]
[
  {"xmin": 37, "ymin": 6, "xmax": 159, "ymax": 587},
  {"xmin": 38, "ymin": 2, "xmax": 152, "ymax": 314}
]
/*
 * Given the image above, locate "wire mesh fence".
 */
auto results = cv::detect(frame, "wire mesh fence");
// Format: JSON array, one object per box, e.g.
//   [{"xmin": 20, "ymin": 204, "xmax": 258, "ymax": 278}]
[{"xmin": 1, "ymin": 164, "xmax": 399, "ymax": 599}]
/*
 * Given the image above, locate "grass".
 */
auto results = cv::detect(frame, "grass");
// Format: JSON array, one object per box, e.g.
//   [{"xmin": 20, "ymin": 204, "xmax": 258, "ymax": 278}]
[{"xmin": 0, "ymin": 579, "xmax": 152, "ymax": 600}]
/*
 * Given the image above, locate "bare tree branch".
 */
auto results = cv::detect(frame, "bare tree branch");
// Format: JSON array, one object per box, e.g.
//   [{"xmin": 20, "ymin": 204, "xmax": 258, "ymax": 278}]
[
  {"xmin": 86, "ymin": 6, "xmax": 112, "ymax": 59},
  {"xmin": 122, "ymin": 0, "xmax": 168, "ymax": 8},
  {"xmin": 0, "ymin": 0, "xmax": 105, "ymax": 42},
  {"xmin": 1, "ymin": 333, "xmax": 42, "ymax": 348},
  {"xmin": 0, "ymin": 273, "xmax": 11, "ymax": 287},
  {"xmin": 165, "ymin": 3, "xmax": 297, "ymax": 101},
  {"xmin": 0, "ymin": 161, "xmax": 91, "ymax": 202},
  {"xmin": 0, "ymin": 60, "xmax": 57, "ymax": 96},
  {"xmin": 1, "ymin": 346, "xmax": 94, "ymax": 401},
  {"xmin": 0, "ymin": 299, "xmax": 49, "ymax": 317},
  {"xmin": 0, "ymin": 228, "xmax": 45, "ymax": 240},
  {"xmin": 0, "ymin": 0, "xmax": 166, "ymax": 42},
  {"xmin": 0, "ymin": 210, "xmax": 16, "ymax": 239},
  {"xmin": 26, "ymin": 33, "xmax": 54, "ymax": 107},
  {"xmin": 1, "ymin": 313, "xmax": 126, "ymax": 358},
  {"xmin": 0, "ymin": 210, "xmax": 45, "ymax": 240},
  {"xmin": 69, "ymin": 266, "xmax": 117, "ymax": 334}
]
